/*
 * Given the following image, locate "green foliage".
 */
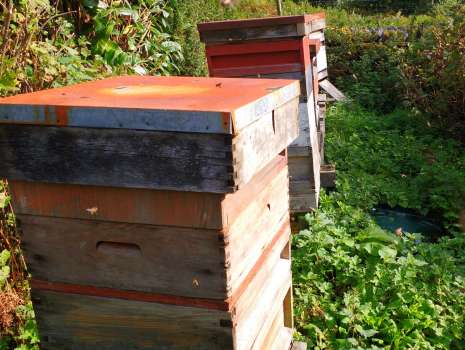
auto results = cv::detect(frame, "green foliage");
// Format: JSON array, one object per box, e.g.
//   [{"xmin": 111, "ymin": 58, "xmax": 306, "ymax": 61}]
[
  {"xmin": 0, "ymin": 249, "xmax": 11, "ymax": 289},
  {"xmin": 293, "ymin": 101, "xmax": 465, "ymax": 348},
  {"xmin": 402, "ymin": 4, "xmax": 465, "ymax": 140},
  {"xmin": 325, "ymin": 103, "xmax": 465, "ymax": 229},
  {"xmin": 293, "ymin": 193, "xmax": 465, "ymax": 349},
  {"xmin": 0, "ymin": 0, "xmax": 182, "ymax": 96}
]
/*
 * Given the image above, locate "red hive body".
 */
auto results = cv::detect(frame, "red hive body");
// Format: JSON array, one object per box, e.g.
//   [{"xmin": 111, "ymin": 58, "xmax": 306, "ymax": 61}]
[{"xmin": 198, "ymin": 13, "xmax": 328, "ymax": 213}]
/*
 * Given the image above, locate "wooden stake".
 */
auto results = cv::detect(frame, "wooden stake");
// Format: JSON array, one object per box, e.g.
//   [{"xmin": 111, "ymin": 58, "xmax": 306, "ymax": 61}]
[{"xmin": 276, "ymin": 0, "xmax": 283, "ymax": 15}]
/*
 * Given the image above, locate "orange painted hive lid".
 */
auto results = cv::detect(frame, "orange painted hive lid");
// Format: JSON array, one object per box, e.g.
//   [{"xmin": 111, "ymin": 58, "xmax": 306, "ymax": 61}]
[{"xmin": 0, "ymin": 75, "xmax": 300, "ymax": 134}]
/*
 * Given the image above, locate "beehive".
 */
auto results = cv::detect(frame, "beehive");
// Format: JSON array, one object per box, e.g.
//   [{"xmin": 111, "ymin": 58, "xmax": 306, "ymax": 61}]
[
  {"xmin": 0, "ymin": 76, "xmax": 300, "ymax": 349},
  {"xmin": 198, "ymin": 13, "xmax": 327, "ymax": 212}
]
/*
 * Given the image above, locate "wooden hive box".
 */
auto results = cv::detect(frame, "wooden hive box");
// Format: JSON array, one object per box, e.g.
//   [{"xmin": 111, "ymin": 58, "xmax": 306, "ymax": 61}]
[
  {"xmin": 0, "ymin": 76, "xmax": 300, "ymax": 349},
  {"xmin": 198, "ymin": 15, "xmax": 326, "ymax": 212}
]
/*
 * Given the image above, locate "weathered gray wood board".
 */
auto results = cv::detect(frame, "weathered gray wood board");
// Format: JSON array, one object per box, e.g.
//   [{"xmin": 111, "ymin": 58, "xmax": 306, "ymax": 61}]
[
  {"xmin": 198, "ymin": 14, "xmax": 326, "ymax": 44},
  {"xmin": 32, "ymin": 259, "xmax": 292, "ymax": 350},
  {"xmin": 287, "ymin": 102, "xmax": 321, "ymax": 212},
  {"xmin": 32, "ymin": 290, "xmax": 234, "ymax": 350},
  {"xmin": 309, "ymin": 31, "xmax": 327, "ymax": 79},
  {"xmin": 321, "ymin": 164, "xmax": 336, "ymax": 188},
  {"xmin": 19, "ymin": 215, "xmax": 227, "ymax": 299},
  {"xmin": 289, "ymin": 192, "xmax": 318, "ymax": 213},
  {"xmin": 0, "ymin": 98, "xmax": 298, "ymax": 193},
  {"xmin": 320, "ymin": 79, "xmax": 346, "ymax": 102}
]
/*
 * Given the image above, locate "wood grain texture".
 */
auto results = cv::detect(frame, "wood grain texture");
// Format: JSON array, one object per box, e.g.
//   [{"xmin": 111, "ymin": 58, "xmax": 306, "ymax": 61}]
[
  {"xmin": 234, "ymin": 259, "xmax": 292, "ymax": 350},
  {"xmin": 9, "ymin": 153, "xmax": 287, "ymax": 230},
  {"xmin": 233, "ymin": 97, "xmax": 299, "ymax": 188},
  {"xmin": 31, "ymin": 290, "xmax": 233, "ymax": 350},
  {"xmin": 19, "ymin": 215, "xmax": 227, "ymax": 300},
  {"xmin": 205, "ymin": 38, "xmax": 311, "ymax": 80},
  {"xmin": 320, "ymin": 79, "xmax": 346, "ymax": 102},
  {"xmin": 0, "ymin": 105, "xmax": 296, "ymax": 193},
  {"xmin": 253, "ymin": 306, "xmax": 285, "ymax": 350},
  {"xmin": 198, "ymin": 13, "xmax": 326, "ymax": 44},
  {"xmin": 17, "ymin": 164, "xmax": 291, "ymax": 301},
  {"xmin": 271, "ymin": 328, "xmax": 293, "ymax": 350},
  {"xmin": 0, "ymin": 125, "xmax": 234, "ymax": 193},
  {"xmin": 290, "ymin": 192, "xmax": 318, "ymax": 213}
]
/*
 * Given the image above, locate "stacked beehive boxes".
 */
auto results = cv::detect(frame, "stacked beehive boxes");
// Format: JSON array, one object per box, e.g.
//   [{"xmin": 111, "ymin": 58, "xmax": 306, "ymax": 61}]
[
  {"xmin": 0, "ymin": 76, "xmax": 301, "ymax": 349},
  {"xmin": 198, "ymin": 13, "xmax": 328, "ymax": 212}
]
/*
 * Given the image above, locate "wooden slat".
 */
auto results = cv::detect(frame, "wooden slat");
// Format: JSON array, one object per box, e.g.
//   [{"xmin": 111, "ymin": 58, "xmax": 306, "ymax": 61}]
[
  {"xmin": 19, "ymin": 215, "xmax": 228, "ymax": 300},
  {"xmin": 252, "ymin": 306, "xmax": 285, "ymax": 350},
  {"xmin": 233, "ymin": 97, "xmax": 299, "ymax": 188},
  {"xmin": 206, "ymin": 38, "xmax": 311, "ymax": 79},
  {"xmin": 0, "ymin": 125, "xmax": 234, "ymax": 193},
  {"xmin": 290, "ymin": 192, "xmax": 318, "ymax": 213},
  {"xmin": 0, "ymin": 99, "xmax": 297, "ymax": 193},
  {"xmin": 31, "ymin": 290, "xmax": 233, "ymax": 350},
  {"xmin": 9, "ymin": 153, "xmax": 287, "ymax": 230},
  {"xmin": 198, "ymin": 13, "xmax": 326, "ymax": 44},
  {"xmin": 226, "ymin": 176, "xmax": 290, "ymax": 297},
  {"xmin": 234, "ymin": 259, "xmax": 292, "ymax": 350},
  {"xmin": 320, "ymin": 79, "xmax": 346, "ymax": 102},
  {"xmin": 271, "ymin": 328, "xmax": 294, "ymax": 350}
]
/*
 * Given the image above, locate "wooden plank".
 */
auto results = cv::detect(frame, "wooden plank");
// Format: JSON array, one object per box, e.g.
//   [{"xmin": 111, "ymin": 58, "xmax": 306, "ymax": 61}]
[
  {"xmin": 231, "ymin": 219, "xmax": 291, "ymax": 318},
  {"xmin": 9, "ymin": 155, "xmax": 287, "ymax": 232},
  {"xmin": 19, "ymin": 215, "xmax": 228, "ymax": 300},
  {"xmin": 320, "ymin": 79, "xmax": 346, "ymax": 102},
  {"xmin": 321, "ymin": 164, "xmax": 336, "ymax": 188},
  {"xmin": 288, "ymin": 156, "xmax": 316, "ymax": 184},
  {"xmin": 198, "ymin": 13, "xmax": 326, "ymax": 44},
  {"xmin": 234, "ymin": 259, "xmax": 292, "ymax": 350},
  {"xmin": 271, "ymin": 328, "xmax": 294, "ymax": 350},
  {"xmin": 243, "ymin": 72, "xmax": 310, "ymax": 101},
  {"xmin": 252, "ymin": 306, "xmax": 285, "ymax": 350},
  {"xmin": 226, "ymin": 174, "xmax": 290, "ymax": 297},
  {"xmin": 206, "ymin": 38, "xmax": 311, "ymax": 81},
  {"xmin": 9, "ymin": 180, "xmax": 224, "ymax": 229},
  {"xmin": 0, "ymin": 76, "xmax": 300, "ymax": 135},
  {"xmin": 289, "ymin": 179, "xmax": 315, "ymax": 194},
  {"xmin": 31, "ymin": 290, "xmax": 233, "ymax": 350},
  {"xmin": 290, "ymin": 192, "xmax": 318, "ymax": 213},
  {"xmin": 0, "ymin": 105, "xmax": 297, "ymax": 193},
  {"xmin": 0, "ymin": 125, "xmax": 234, "ymax": 193},
  {"xmin": 9, "ymin": 153, "xmax": 287, "ymax": 230},
  {"xmin": 233, "ymin": 97, "xmax": 299, "ymax": 188}
]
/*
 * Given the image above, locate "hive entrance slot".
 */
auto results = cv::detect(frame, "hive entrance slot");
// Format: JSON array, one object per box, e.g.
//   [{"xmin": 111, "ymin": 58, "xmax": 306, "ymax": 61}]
[{"xmin": 96, "ymin": 241, "xmax": 142, "ymax": 258}]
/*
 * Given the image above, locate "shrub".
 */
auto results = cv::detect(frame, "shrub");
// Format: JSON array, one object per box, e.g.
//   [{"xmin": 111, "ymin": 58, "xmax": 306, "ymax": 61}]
[{"xmin": 402, "ymin": 4, "xmax": 465, "ymax": 141}]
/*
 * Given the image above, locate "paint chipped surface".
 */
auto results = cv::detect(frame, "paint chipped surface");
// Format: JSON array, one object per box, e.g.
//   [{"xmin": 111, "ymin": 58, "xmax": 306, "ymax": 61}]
[
  {"xmin": 0, "ymin": 76, "xmax": 299, "ymax": 134},
  {"xmin": 0, "ymin": 76, "xmax": 298, "ymax": 113}
]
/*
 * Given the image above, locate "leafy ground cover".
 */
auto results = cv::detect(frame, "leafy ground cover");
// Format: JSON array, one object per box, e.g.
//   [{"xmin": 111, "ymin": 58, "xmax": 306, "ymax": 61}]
[{"xmin": 292, "ymin": 103, "xmax": 465, "ymax": 349}]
